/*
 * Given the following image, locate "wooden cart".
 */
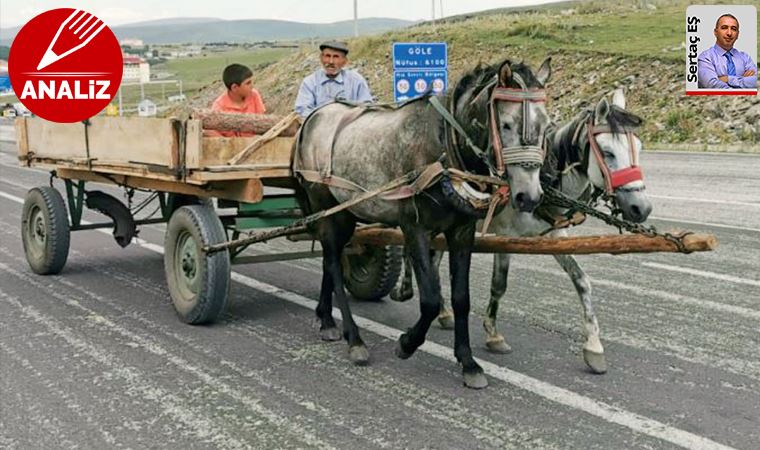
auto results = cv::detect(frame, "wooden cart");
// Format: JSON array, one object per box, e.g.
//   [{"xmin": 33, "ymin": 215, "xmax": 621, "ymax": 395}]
[{"xmin": 15, "ymin": 115, "xmax": 402, "ymax": 324}]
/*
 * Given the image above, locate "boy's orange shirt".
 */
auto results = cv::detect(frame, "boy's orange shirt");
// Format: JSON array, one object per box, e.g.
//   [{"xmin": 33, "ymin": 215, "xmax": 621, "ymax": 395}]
[{"xmin": 207, "ymin": 90, "xmax": 266, "ymax": 137}]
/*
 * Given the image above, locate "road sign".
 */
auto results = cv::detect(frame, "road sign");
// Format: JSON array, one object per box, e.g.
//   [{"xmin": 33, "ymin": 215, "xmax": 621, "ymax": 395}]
[
  {"xmin": 392, "ymin": 42, "xmax": 448, "ymax": 102},
  {"xmin": 394, "ymin": 70, "xmax": 447, "ymax": 102},
  {"xmin": 393, "ymin": 43, "xmax": 447, "ymax": 69}
]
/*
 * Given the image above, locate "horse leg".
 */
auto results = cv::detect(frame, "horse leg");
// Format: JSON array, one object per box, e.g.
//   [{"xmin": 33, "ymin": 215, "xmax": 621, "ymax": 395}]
[
  {"xmin": 316, "ymin": 261, "xmax": 341, "ymax": 341},
  {"xmin": 446, "ymin": 223, "xmax": 487, "ymax": 389},
  {"xmin": 395, "ymin": 226, "xmax": 442, "ymax": 361},
  {"xmin": 390, "ymin": 248, "xmax": 414, "ymax": 302},
  {"xmin": 433, "ymin": 250, "xmax": 455, "ymax": 329},
  {"xmin": 318, "ymin": 215, "xmax": 369, "ymax": 365},
  {"xmin": 553, "ymin": 253, "xmax": 607, "ymax": 374},
  {"xmin": 483, "ymin": 252, "xmax": 513, "ymax": 354}
]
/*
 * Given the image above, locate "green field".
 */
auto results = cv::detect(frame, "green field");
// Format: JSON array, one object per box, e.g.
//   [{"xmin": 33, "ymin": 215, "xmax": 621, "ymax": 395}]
[{"xmin": 154, "ymin": 48, "xmax": 294, "ymax": 94}]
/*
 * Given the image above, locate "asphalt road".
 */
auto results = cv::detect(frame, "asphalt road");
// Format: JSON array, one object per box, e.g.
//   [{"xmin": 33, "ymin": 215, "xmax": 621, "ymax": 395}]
[{"xmin": 1, "ymin": 120, "xmax": 759, "ymax": 449}]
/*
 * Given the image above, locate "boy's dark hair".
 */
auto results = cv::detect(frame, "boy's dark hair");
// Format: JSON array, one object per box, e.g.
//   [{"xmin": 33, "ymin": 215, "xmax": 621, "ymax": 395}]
[{"xmin": 222, "ymin": 64, "xmax": 253, "ymax": 89}]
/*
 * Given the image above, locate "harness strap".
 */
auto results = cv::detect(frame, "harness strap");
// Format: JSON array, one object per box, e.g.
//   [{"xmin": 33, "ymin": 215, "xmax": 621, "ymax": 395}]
[
  {"xmin": 429, "ymin": 96, "xmax": 490, "ymax": 165},
  {"xmin": 296, "ymin": 162, "xmax": 446, "ymax": 201}
]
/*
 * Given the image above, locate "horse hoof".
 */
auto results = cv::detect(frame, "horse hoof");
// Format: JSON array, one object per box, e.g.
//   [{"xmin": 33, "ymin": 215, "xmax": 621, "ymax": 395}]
[
  {"xmin": 320, "ymin": 327, "xmax": 342, "ymax": 342},
  {"xmin": 485, "ymin": 336, "xmax": 512, "ymax": 354},
  {"xmin": 463, "ymin": 370, "xmax": 488, "ymax": 389},
  {"xmin": 395, "ymin": 340, "xmax": 413, "ymax": 359},
  {"xmin": 349, "ymin": 345, "xmax": 370, "ymax": 366},
  {"xmin": 390, "ymin": 287, "xmax": 413, "ymax": 302},
  {"xmin": 437, "ymin": 314, "xmax": 455, "ymax": 330},
  {"xmin": 583, "ymin": 349, "xmax": 608, "ymax": 374}
]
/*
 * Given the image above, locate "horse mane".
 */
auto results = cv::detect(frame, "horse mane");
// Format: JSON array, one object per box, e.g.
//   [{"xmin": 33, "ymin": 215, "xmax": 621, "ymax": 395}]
[
  {"xmin": 607, "ymin": 105, "xmax": 644, "ymax": 134},
  {"xmin": 451, "ymin": 60, "xmax": 546, "ymax": 107},
  {"xmin": 452, "ymin": 63, "xmax": 497, "ymax": 107}
]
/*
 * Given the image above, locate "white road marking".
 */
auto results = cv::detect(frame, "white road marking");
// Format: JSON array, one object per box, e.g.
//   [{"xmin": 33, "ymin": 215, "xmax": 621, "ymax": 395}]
[
  {"xmin": 0, "ymin": 188, "xmax": 737, "ymax": 450},
  {"xmin": 641, "ymin": 262, "xmax": 760, "ymax": 288},
  {"xmin": 526, "ymin": 264, "xmax": 760, "ymax": 321},
  {"xmin": 649, "ymin": 195, "xmax": 760, "ymax": 208},
  {"xmin": 648, "ymin": 216, "xmax": 760, "ymax": 234}
]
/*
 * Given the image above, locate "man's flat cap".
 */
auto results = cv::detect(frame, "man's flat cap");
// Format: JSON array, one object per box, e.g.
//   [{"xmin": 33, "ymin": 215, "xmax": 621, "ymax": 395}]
[{"xmin": 319, "ymin": 41, "xmax": 349, "ymax": 55}]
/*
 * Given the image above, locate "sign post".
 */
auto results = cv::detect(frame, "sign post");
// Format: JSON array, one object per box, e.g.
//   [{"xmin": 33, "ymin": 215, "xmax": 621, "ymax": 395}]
[{"xmin": 392, "ymin": 42, "xmax": 448, "ymax": 102}]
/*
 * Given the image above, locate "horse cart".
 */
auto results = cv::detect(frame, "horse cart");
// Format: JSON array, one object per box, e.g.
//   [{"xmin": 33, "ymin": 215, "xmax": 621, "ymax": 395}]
[
  {"xmin": 14, "ymin": 113, "xmax": 407, "ymax": 324},
  {"xmin": 14, "ymin": 113, "xmax": 717, "ymax": 326}
]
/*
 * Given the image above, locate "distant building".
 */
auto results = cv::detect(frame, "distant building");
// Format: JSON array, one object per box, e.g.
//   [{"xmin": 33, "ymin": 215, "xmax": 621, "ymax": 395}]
[
  {"xmin": 122, "ymin": 55, "xmax": 151, "ymax": 84},
  {"xmin": 120, "ymin": 38, "xmax": 144, "ymax": 47}
]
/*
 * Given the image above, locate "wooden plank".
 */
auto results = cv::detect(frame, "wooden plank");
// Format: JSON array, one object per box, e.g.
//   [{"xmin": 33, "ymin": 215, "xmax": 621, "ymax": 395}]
[
  {"xmin": 14, "ymin": 117, "xmax": 29, "ymax": 166},
  {"xmin": 87, "ymin": 117, "xmax": 176, "ymax": 166},
  {"xmin": 188, "ymin": 167, "xmax": 291, "ymax": 182},
  {"xmin": 25, "ymin": 118, "xmax": 87, "ymax": 160},
  {"xmin": 22, "ymin": 117, "xmax": 178, "ymax": 168},
  {"xmin": 227, "ymin": 112, "xmax": 300, "ymax": 165},
  {"xmin": 55, "ymin": 168, "xmax": 263, "ymax": 203},
  {"xmin": 185, "ymin": 119, "xmax": 203, "ymax": 169},
  {"xmin": 350, "ymin": 228, "xmax": 718, "ymax": 255},
  {"xmin": 199, "ymin": 136, "xmax": 294, "ymax": 167}
]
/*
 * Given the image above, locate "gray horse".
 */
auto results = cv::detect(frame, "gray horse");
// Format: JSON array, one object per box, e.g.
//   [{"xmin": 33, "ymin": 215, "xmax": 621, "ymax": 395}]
[
  {"xmin": 393, "ymin": 89, "xmax": 652, "ymax": 374},
  {"xmin": 294, "ymin": 58, "xmax": 551, "ymax": 388}
]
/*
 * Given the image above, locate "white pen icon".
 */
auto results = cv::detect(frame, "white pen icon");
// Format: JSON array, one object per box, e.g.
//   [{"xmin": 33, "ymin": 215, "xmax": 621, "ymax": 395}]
[{"xmin": 37, "ymin": 9, "xmax": 107, "ymax": 70}]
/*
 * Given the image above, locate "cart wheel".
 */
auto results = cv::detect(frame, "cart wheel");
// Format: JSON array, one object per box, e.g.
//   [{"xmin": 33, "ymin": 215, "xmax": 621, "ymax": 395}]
[
  {"xmin": 343, "ymin": 245, "xmax": 402, "ymax": 301},
  {"xmin": 164, "ymin": 205, "xmax": 230, "ymax": 324},
  {"xmin": 21, "ymin": 186, "xmax": 70, "ymax": 275}
]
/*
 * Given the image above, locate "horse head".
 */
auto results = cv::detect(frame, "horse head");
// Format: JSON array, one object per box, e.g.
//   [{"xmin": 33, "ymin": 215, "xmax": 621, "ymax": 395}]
[
  {"xmin": 452, "ymin": 58, "xmax": 552, "ymax": 213},
  {"xmin": 585, "ymin": 89, "xmax": 652, "ymax": 223}
]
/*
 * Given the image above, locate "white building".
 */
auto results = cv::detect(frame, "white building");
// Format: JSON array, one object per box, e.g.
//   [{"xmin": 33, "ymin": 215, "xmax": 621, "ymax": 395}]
[
  {"xmin": 120, "ymin": 38, "xmax": 144, "ymax": 47},
  {"xmin": 122, "ymin": 55, "xmax": 151, "ymax": 84}
]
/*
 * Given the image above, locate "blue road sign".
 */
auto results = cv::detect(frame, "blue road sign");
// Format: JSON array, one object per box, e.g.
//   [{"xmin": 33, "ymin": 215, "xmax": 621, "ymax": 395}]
[
  {"xmin": 0, "ymin": 76, "xmax": 10, "ymax": 92},
  {"xmin": 394, "ymin": 69, "xmax": 447, "ymax": 102},
  {"xmin": 393, "ymin": 42, "xmax": 448, "ymax": 69},
  {"xmin": 392, "ymin": 42, "xmax": 448, "ymax": 102}
]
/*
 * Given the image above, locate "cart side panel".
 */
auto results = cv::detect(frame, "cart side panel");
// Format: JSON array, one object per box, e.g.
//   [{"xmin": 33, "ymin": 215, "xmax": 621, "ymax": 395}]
[
  {"xmin": 199, "ymin": 136, "xmax": 293, "ymax": 168},
  {"xmin": 87, "ymin": 117, "xmax": 176, "ymax": 167},
  {"xmin": 22, "ymin": 117, "xmax": 177, "ymax": 168},
  {"xmin": 24, "ymin": 117, "xmax": 88, "ymax": 162}
]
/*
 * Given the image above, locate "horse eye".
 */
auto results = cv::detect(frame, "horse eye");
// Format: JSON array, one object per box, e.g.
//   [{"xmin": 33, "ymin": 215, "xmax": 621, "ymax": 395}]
[{"xmin": 603, "ymin": 151, "xmax": 615, "ymax": 159}]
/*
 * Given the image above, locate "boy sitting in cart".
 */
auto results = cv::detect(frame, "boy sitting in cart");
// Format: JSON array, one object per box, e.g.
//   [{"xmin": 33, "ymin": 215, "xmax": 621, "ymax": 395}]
[{"xmin": 204, "ymin": 63, "xmax": 267, "ymax": 137}]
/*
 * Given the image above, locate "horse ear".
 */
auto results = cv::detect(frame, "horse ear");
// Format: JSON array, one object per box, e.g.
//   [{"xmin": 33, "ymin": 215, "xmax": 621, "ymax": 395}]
[
  {"xmin": 611, "ymin": 88, "xmax": 626, "ymax": 109},
  {"xmin": 595, "ymin": 98, "xmax": 610, "ymax": 123},
  {"xmin": 498, "ymin": 60, "xmax": 512, "ymax": 87},
  {"xmin": 536, "ymin": 57, "xmax": 552, "ymax": 85}
]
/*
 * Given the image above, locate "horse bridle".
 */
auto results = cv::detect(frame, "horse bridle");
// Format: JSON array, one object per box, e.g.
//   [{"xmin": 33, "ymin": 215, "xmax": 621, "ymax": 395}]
[
  {"xmin": 487, "ymin": 72, "xmax": 547, "ymax": 176},
  {"xmin": 585, "ymin": 121, "xmax": 643, "ymax": 195}
]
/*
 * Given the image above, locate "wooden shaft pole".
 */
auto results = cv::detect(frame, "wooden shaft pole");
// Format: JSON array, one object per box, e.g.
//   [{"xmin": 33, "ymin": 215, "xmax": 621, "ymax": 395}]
[{"xmin": 350, "ymin": 228, "xmax": 718, "ymax": 255}]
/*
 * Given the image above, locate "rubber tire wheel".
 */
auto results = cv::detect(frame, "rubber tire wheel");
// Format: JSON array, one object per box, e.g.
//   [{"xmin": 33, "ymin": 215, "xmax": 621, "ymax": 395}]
[
  {"xmin": 21, "ymin": 186, "xmax": 70, "ymax": 275},
  {"xmin": 343, "ymin": 245, "xmax": 402, "ymax": 301},
  {"xmin": 164, "ymin": 205, "xmax": 230, "ymax": 324}
]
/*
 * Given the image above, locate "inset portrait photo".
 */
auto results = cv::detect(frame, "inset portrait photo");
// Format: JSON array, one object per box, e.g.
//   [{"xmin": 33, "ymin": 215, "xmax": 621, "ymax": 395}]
[{"xmin": 685, "ymin": 5, "xmax": 757, "ymax": 95}]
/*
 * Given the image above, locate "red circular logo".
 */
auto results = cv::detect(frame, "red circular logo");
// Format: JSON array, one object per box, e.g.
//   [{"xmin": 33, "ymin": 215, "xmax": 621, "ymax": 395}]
[{"xmin": 9, "ymin": 8, "xmax": 123, "ymax": 123}]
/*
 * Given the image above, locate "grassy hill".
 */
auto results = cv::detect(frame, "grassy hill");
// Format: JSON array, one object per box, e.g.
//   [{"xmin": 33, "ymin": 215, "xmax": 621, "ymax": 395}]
[{"xmin": 211, "ymin": 0, "xmax": 756, "ymax": 150}]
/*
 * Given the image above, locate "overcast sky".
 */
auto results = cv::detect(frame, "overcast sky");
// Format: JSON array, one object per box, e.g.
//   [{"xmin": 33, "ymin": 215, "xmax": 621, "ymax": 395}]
[{"xmin": 1, "ymin": 0, "xmax": 568, "ymax": 29}]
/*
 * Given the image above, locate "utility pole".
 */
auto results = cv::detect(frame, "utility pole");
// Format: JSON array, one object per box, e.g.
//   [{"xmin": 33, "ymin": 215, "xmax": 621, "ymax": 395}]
[
  {"xmin": 439, "ymin": 0, "xmax": 443, "ymax": 19},
  {"xmin": 354, "ymin": 0, "xmax": 358, "ymax": 37},
  {"xmin": 431, "ymin": 0, "xmax": 436, "ymax": 21}
]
